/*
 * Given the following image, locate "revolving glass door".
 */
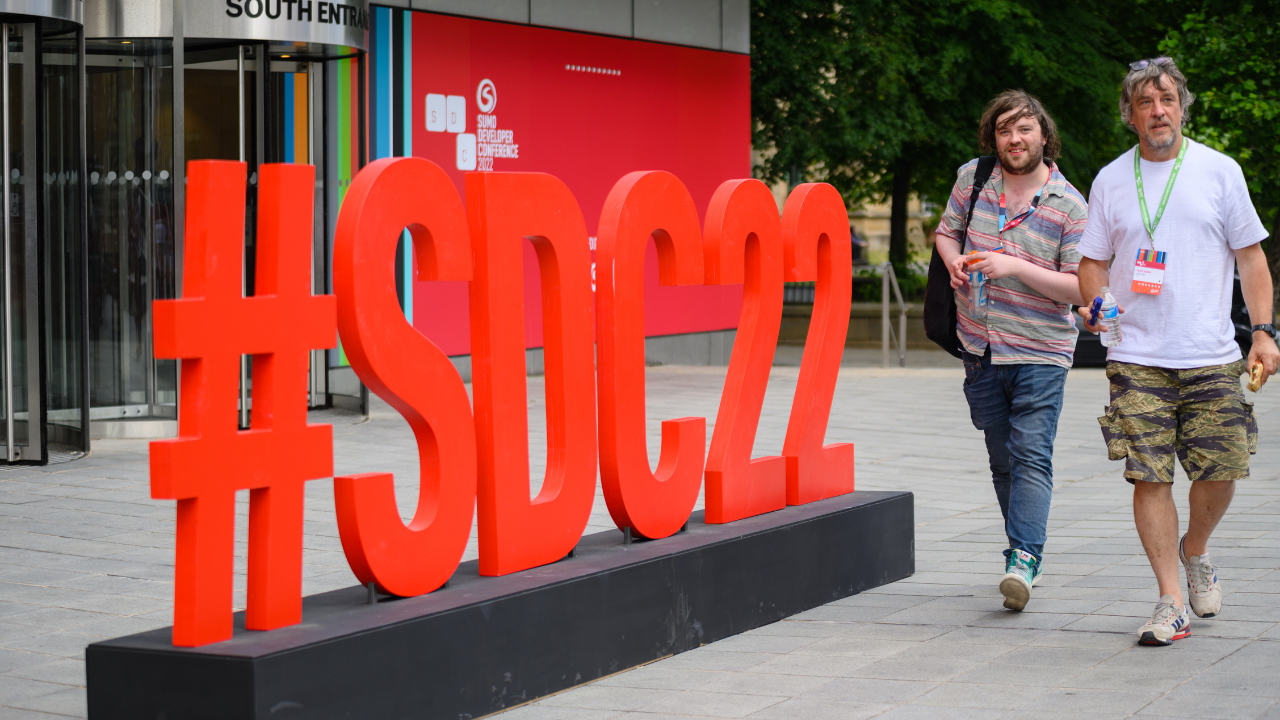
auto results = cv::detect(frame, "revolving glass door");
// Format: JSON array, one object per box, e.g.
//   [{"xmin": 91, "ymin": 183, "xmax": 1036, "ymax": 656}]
[
  {"xmin": 87, "ymin": 39, "xmax": 332, "ymax": 437},
  {"xmin": 0, "ymin": 20, "xmax": 87, "ymax": 463},
  {"xmin": 185, "ymin": 43, "xmax": 328, "ymax": 426},
  {"xmin": 85, "ymin": 38, "xmax": 176, "ymax": 436}
]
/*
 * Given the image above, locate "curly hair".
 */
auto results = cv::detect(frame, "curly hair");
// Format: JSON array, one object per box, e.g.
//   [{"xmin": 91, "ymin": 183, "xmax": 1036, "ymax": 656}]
[{"xmin": 977, "ymin": 89, "xmax": 1061, "ymax": 162}]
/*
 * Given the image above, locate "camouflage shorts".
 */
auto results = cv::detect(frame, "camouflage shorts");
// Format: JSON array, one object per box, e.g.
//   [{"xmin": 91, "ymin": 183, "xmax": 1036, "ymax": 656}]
[{"xmin": 1099, "ymin": 360, "xmax": 1258, "ymax": 483}]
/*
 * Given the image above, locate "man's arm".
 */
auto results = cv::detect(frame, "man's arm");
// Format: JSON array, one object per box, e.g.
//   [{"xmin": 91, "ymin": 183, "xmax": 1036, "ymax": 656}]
[
  {"xmin": 1076, "ymin": 257, "xmax": 1111, "ymax": 333},
  {"xmin": 1236, "ymin": 242, "xmax": 1280, "ymax": 384},
  {"xmin": 934, "ymin": 169, "xmax": 973, "ymax": 288},
  {"xmin": 966, "ymin": 201, "xmax": 1088, "ymax": 305},
  {"xmin": 935, "ymin": 232, "xmax": 968, "ymax": 288},
  {"xmin": 1020, "ymin": 263, "xmax": 1085, "ymax": 306},
  {"xmin": 964, "ymin": 254, "xmax": 1083, "ymax": 305}
]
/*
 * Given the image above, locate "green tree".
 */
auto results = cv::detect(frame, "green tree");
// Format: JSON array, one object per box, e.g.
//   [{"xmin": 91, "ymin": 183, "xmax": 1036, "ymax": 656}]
[
  {"xmin": 750, "ymin": 0, "xmax": 852, "ymax": 196},
  {"xmin": 1160, "ymin": 1, "xmax": 1280, "ymax": 288},
  {"xmin": 752, "ymin": 0, "xmax": 1168, "ymax": 269}
]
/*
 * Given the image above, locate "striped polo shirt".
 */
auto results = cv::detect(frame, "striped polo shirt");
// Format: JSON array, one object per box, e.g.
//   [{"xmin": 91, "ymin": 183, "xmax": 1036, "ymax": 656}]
[{"xmin": 935, "ymin": 159, "xmax": 1088, "ymax": 368}]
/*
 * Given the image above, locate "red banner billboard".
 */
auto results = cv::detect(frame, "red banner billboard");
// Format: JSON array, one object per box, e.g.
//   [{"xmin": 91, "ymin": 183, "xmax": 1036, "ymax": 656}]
[{"xmin": 396, "ymin": 12, "xmax": 750, "ymax": 355}]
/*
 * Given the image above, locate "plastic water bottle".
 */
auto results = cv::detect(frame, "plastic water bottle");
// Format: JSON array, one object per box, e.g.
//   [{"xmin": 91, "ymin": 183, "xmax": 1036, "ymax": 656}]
[
  {"xmin": 1100, "ymin": 286, "xmax": 1122, "ymax": 347},
  {"xmin": 967, "ymin": 248, "xmax": 1001, "ymax": 322},
  {"xmin": 969, "ymin": 265, "xmax": 987, "ymax": 321}
]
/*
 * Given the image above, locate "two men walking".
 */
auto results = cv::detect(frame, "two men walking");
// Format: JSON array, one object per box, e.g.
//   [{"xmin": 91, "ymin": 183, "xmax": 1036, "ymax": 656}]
[{"xmin": 938, "ymin": 58, "xmax": 1275, "ymax": 645}]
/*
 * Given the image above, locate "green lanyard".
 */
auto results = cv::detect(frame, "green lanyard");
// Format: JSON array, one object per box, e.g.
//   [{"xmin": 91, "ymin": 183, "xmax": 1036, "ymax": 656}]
[{"xmin": 1134, "ymin": 138, "xmax": 1188, "ymax": 246}]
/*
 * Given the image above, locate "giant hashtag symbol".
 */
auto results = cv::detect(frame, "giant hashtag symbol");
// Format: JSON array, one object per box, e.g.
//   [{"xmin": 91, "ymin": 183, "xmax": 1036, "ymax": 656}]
[{"xmin": 150, "ymin": 161, "xmax": 336, "ymax": 647}]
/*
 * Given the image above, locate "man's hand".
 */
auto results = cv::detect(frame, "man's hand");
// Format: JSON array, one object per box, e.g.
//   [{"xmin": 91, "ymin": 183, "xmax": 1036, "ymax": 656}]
[
  {"xmin": 1077, "ymin": 302, "xmax": 1124, "ymax": 334},
  {"xmin": 1237, "ymin": 242, "xmax": 1276, "ymax": 388},
  {"xmin": 1247, "ymin": 332, "xmax": 1280, "ymax": 388},
  {"xmin": 948, "ymin": 255, "xmax": 969, "ymax": 289},
  {"xmin": 966, "ymin": 251, "xmax": 1025, "ymax": 280}
]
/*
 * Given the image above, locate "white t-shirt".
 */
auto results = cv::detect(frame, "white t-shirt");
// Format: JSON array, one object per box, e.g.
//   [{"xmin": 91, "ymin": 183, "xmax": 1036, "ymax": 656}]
[{"xmin": 1078, "ymin": 138, "xmax": 1268, "ymax": 368}]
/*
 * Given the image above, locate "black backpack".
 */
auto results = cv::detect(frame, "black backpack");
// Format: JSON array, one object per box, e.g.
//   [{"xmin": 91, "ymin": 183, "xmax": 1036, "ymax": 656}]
[{"xmin": 924, "ymin": 156, "xmax": 997, "ymax": 359}]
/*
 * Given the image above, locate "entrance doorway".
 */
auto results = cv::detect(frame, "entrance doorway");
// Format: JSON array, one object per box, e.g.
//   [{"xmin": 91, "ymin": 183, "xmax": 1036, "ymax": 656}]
[
  {"xmin": 0, "ymin": 17, "xmax": 87, "ymax": 464},
  {"xmin": 86, "ymin": 36, "xmax": 360, "ymax": 438},
  {"xmin": 85, "ymin": 38, "xmax": 177, "ymax": 437},
  {"xmin": 184, "ymin": 44, "xmax": 328, "ymax": 424}
]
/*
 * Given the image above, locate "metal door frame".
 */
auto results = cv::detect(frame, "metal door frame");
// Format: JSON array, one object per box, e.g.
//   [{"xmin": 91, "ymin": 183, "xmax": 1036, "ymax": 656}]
[
  {"xmin": 1, "ymin": 21, "xmax": 46, "ymax": 463},
  {"xmin": 237, "ymin": 42, "xmax": 249, "ymax": 428},
  {"xmin": 307, "ymin": 59, "xmax": 325, "ymax": 408}
]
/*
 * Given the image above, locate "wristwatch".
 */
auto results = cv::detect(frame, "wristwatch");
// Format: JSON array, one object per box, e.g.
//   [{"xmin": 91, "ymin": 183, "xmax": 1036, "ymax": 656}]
[{"xmin": 1251, "ymin": 324, "xmax": 1277, "ymax": 339}]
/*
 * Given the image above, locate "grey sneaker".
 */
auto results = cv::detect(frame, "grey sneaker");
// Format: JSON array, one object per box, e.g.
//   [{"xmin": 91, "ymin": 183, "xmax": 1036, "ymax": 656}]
[
  {"xmin": 1138, "ymin": 594, "xmax": 1191, "ymax": 646},
  {"xmin": 1179, "ymin": 535, "xmax": 1222, "ymax": 618},
  {"xmin": 1000, "ymin": 549, "xmax": 1040, "ymax": 611}
]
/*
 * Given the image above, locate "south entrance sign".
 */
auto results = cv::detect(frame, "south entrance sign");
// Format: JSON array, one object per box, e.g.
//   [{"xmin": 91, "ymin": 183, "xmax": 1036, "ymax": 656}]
[{"xmin": 152, "ymin": 158, "xmax": 855, "ymax": 647}]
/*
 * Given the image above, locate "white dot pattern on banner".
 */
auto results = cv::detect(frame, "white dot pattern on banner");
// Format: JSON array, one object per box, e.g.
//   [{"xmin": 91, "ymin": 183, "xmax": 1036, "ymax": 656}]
[{"xmin": 564, "ymin": 64, "xmax": 621, "ymax": 76}]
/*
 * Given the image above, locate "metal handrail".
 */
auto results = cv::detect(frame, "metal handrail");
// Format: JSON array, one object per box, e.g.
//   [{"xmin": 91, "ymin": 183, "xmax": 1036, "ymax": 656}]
[{"xmin": 880, "ymin": 262, "xmax": 910, "ymax": 368}]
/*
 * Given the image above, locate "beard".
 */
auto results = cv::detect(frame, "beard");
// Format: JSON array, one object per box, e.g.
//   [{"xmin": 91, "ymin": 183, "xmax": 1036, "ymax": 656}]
[
  {"xmin": 1143, "ymin": 122, "xmax": 1177, "ymax": 150},
  {"xmin": 999, "ymin": 142, "xmax": 1045, "ymax": 176}
]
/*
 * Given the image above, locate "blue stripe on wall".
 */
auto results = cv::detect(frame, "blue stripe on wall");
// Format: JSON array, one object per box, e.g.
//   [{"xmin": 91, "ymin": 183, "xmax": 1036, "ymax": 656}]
[
  {"xmin": 283, "ymin": 74, "xmax": 295, "ymax": 163},
  {"xmin": 403, "ymin": 10, "xmax": 412, "ymax": 159},
  {"xmin": 402, "ymin": 10, "xmax": 413, "ymax": 323},
  {"xmin": 371, "ymin": 8, "xmax": 414, "ymax": 322}
]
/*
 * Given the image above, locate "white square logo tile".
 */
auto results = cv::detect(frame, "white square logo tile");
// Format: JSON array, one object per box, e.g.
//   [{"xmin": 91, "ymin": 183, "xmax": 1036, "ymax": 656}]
[
  {"xmin": 446, "ymin": 95, "xmax": 466, "ymax": 133},
  {"xmin": 425, "ymin": 94, "xmax": 445, "ymax": 132},
  {"xmin": 456, "ymin": 133, "xmax": 476, "ymax": 171}
]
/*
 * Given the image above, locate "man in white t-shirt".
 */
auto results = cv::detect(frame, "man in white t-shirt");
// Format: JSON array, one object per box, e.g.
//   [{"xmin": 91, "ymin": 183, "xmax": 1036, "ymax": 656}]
[{"xmin": 1077, "ymin": 57, "xmax": 1279, "ymax": 647}]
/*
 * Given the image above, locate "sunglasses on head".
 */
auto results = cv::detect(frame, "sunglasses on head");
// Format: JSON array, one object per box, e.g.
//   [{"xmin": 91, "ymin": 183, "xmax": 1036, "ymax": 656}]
[{"xmin": 1129, "ymin": 57, "xmax": 1172, "ymax": 71}]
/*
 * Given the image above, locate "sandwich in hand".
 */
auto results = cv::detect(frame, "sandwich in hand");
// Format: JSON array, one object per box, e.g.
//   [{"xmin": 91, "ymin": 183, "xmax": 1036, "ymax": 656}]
[{"xmin": 1249, "ymin": 361, "xmax": 1265, "ymax": 393}]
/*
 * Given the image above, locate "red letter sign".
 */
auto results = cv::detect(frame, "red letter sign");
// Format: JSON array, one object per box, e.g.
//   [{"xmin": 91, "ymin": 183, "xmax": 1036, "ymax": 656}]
[
  {"xmin": 151, "ymin": 161, "xmax": 336, "ymax": 646},
  {"xmin": 703, "ymin": 179, "xmax": 786, "ymax": 524},
  {"xmin": 332, "ymin": 157, "xmax": 477, "ymax": 597},
  {"xmin": 596, "ymin": 171, "xmax": 706, "ymax": 540},
  {"xmin": 467, "ymin": 172, "xmax": 597, "ymax": 576},
  {"xmin": 151, "ymin": 164, "xmax": 866, "ymax": 648},
  {"xmin": 781, "ymin": 183, "xmax": 854, "ymax": 504}
]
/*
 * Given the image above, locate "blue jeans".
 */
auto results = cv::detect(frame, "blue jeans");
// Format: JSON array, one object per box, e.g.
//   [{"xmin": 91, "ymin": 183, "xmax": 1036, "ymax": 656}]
[{"xmin": 962, "ymin": 349, "xmax": 1067, "ymax": 562}]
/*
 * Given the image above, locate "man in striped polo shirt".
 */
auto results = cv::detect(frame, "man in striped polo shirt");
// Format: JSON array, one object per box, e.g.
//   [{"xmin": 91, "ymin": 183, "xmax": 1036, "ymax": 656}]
[{"xmin": 934, "ymin": 90, "xmax": 1088, "ymax": 611}]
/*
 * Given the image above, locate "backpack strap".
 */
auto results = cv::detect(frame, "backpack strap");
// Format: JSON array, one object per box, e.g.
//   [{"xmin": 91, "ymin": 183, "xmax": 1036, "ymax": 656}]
[{"xmin": 960, "ymin": 155, "xmax": 998, "ymax": 246}]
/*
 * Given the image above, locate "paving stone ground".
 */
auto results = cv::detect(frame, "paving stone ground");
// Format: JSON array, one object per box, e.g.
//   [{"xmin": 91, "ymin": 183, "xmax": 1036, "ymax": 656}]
[{"xmin": 2, "ymin": 354, "xmax": 1280, "ymax": 719}]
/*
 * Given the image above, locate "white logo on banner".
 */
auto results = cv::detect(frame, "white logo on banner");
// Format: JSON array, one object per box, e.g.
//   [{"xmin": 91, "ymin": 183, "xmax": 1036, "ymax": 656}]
[
  {"xmin": 446, "ymin": 95, "xmax": 466, "ymax": 133},
  {"xmin": 427, "ymin": 93, "xmax": 466, "ymax": 133},
  {"xmin": 425, "ymin": 80, "xmax": 514, "ymax": 171},
  {"xmin": 456, "ymin": 133, "xmax": 477, "ymax": 171},
  {"xmin": 476, "ymin": 78, "xmax": 497, "ymax": 114}
]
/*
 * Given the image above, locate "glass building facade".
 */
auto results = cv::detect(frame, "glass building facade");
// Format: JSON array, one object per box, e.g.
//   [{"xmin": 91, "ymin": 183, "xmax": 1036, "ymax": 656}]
[
  {"xmin": 77, "ymin": 1, "xmax": 368, "ymax": 444},
  {"xmin": 0, "ymin": 0, "xmax": 368, "ymax": 463}
]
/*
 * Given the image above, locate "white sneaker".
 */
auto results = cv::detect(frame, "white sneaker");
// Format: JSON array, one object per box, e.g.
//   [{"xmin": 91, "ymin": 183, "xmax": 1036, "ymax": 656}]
[
  {"xmin": 1179, "ymin": 534, "xmax": 1222, "ymax": 618},
  {"xmin": 1138, "ymin": 594, "xmax": 1191, "ymax": 646},
  {"xmin": 999, "ymin": 549, "xmax": 1041, "ymax": 611}
]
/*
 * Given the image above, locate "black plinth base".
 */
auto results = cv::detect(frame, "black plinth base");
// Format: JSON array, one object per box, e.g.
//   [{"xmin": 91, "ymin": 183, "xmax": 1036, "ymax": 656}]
[{"xmin": 87, "ymin": 490, "xmax": 914, "ymax": 720}]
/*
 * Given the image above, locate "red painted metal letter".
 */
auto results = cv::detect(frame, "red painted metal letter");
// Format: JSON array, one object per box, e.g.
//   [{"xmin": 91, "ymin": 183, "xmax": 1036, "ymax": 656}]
[
  {"xmin": 151, "ymin": 161, "xmax": 336, "ymax": 647},
  {"xmin": 703, "ymin": 179, "xmax": 786, "ymax": 524},
  {"xmin": 332, "ymin": 157, "xmax": 477, "ymax": 597},
  {"xmin": 467, "ymin": 172, "xmax": 597, "ymax": 576},
  {"xmin": 782, "ymin": 183, "xmax": 854, "ymax": 504},
  {"xmin": 596, "ymin": 171, "xmax": 706, "ymax": 540}
]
